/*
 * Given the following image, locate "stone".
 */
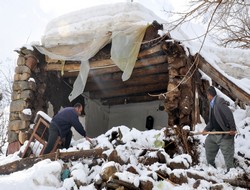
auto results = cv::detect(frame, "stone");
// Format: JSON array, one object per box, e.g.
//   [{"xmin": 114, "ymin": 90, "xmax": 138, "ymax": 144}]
[
  {"xmin": 15, "ymin": 65, "xmax": 31, "ymax": 74},
  {"xmin": 157, "ymin": 151, "xmax": 167, "ymax": 163},
  {"xmin": 18, "ymin": 131, "xmax": 29, "ymax": 144},
  {"xmin": 169, "ymin": 172, "xmax": 188, "ymax": 184},
  {"xmin": 126, "ymin": 166, "xmax": 138, "ymax": 174},
  {"xmin": 9, "ymin": 112, "xmax": 20, "ymax": 121},
  {"xmin": 169, "ymin": 57, "xmax": 186, "ymax": 69},
  {"xmin": 17, "ymin": 56, "xmax": 26, "ymax": 66},
  {"xmin": 12, "ymin": 90, "xmax": 34, "ymax": 101},
  {"xmin": 19, "ymin": 111, "xmax": 32, "ymax": 121},
  {"xmin": 20, "ymin": 90, "xmax": 34, "ymax": 101},
  {"xmin": 108, "ymin": 150, "xmax": 125, "ymax": 165},
  {"xmin": 100, "ymin": 165, "xmax": 117, "ymax": 182},
  {"xmin": 14, "ymin": 73, "xmax": 31, "ymax": 81},
  {"xmin": 13, "ymin": 81, "xmax": 36, "ymax": 91},
  {"xmin": 187, "ymin": 171, "xmax": 217, "ymax": 183},
  {"xmin": 8, "ymin": 130, "xmax": 18, "ymax": 143},
  {"xmin": 9, "ymin": 120, "xmax": 29, "ymax": 131},
  {"xmin": 139, "ymin": 180, "xmax": 153, "ymax": 190},
  {"xmin": 141, "ymin": 156, "xmax": 158, "ymax": 166},
  {"xmin": 169, "ymin": 68, "xmax": 179, "ymax": 77},
  {"xmin": 11, "ymin": 91, "xmax": 21, "ymax": 100},
  {"xmin": 25, "ymin": 55, "xmax": 38, "ymax": 70},
  {"xmin": 10, "ymin": 100, "xmax": 27, "ymax": 112},
  {"xmin": 169, "ymin": 159, "xmax": 190, "ymax": 169},
  {"xmin": 193, "ymin": 179, "xmax": 201, "ymax": 189}
]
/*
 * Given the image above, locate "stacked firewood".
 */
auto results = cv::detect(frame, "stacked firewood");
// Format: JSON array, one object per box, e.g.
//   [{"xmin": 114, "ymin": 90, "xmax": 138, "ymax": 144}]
[
  {"xmin": 162, "ymin": 41, "xmax": 196, "ymax": 127},
  {"xmin": 8, "ymin": 48, "xmax": 38, "ymax": 151}
]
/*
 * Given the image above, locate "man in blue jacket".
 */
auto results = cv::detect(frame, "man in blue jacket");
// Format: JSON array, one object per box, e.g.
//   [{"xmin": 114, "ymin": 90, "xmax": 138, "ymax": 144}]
[
  {"xmin": 44, "ymin": 103, "xmax": 91, "ymax": 154},
  {"xmin": 202, "ymin": 86, "xmax": 237, "ymax": 171}
]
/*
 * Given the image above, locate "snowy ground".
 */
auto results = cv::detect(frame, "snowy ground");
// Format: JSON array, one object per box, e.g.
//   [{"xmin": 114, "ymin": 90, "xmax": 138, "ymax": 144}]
[{"xmin": 0, "ymin": 102, "xmax": 249, "ymax": 190}]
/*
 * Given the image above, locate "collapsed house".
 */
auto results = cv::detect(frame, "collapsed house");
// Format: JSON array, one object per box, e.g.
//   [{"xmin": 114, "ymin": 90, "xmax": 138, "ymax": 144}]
[{"xmin": 7, "ymin": 2, "xmax": 249, "ymax": 156}]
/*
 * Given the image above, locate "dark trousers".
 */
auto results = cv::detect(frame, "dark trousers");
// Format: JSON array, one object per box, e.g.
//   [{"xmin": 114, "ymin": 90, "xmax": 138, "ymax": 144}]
[{"xmin": 43, "ymin": 122, "xmax": 72, "ymax": 154}]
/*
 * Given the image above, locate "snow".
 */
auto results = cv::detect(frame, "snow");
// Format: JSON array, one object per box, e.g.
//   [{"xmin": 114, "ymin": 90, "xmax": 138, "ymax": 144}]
[
  {"xmin": 1, "ymin": 114, "xmax": 250, "ymax": 189},
  {"xmin": 35, "ymin": 111, "xmax": 52, "ymax": 123},
  {"xmin": 22, "ymin": 109, "xmax": 32, "ymax": 116},
  {"xmin": 0, "ymin": 0, "xmax": 249, "ymax": 190}
]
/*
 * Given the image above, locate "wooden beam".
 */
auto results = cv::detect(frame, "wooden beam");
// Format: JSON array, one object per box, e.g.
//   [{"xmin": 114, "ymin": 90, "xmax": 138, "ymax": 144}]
[
  {"xmin": 89, "ymin": 55, "xmax": 168, "ymax": 76},
  {"xmin": 89, "ymin": 82, "xmax": 167, "ymax": 99},
  {"xmin": 197, "ymin": 54, "xmax": 250, "ymax": 105},
  {"xmin": 45, "ymin": 59, "xmax": 115, "ymax": 72},
  {"xmin": 44, "ymin": 42, "xmax": 163, "ymax": 65},
  {"xmin": 138, "ymin": 44, "xmax": 162, "ymax": 58},
  {"xmin": 101, "ymin": 94, "xmax": 161, "ymax": 106},
  {"xmin": 85, "ymin": 73, "xmax": 168, "ymax": 91},
  {"xmin": 87, "ymin": 63, "xmax": 168, "ymax": 83},
  {"xmin": 0, "ymin": 148, "xmax": 105, "ymax": 175},
  {"xmin": 61, "ymin": 71, "xmax": 79, "ymax": 78},
  {"xmin": 45, "ymin": 55, "xmax": 167, "ymax": 75}
]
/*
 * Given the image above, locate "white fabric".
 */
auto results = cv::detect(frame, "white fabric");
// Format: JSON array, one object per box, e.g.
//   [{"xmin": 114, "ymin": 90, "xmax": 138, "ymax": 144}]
[
  {"xmin": 111, "ymin": 24, "xmax": 148, "ymax": 81},
  {"xmin": 35, "ymin": 2, "xmax": 163, "ymax": 101}
]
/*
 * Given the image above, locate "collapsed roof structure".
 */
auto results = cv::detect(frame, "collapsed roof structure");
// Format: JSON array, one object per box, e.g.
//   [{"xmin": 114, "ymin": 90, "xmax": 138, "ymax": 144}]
[{"xmin": 7, "ymin": 2, "xmax": 250, "ymax": 154}]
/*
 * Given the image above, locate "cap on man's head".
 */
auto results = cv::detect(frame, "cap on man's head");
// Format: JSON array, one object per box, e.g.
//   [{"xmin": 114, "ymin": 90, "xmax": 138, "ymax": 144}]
[{"xmin": 207, "ymin": 86, "xmax": 217, "ymax": 97}]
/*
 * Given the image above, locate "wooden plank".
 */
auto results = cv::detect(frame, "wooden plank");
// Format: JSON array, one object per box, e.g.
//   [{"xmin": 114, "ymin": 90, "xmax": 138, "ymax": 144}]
[
  {"xmin": 44, "ymin": 60, "xmax": 113, "ymax": 71},
  {"xmin": 197, "ymin": 54, "xmax": 250, "ymax": 105},
  {"xmin": 45, "ymin": 55, "xmax": 167, "ymax": 75},
  {"xmin": 45, "ymin": 59, "xmax": 115, "ymax": 72},
  {"xmin": 85, "ymin": 73, "xmax": 168, "ymax": 91},
  {"xmin": 89, "ymin": 82, "xmax": 167, "ymax": 99},
  {"xmin": 87, "ymin": 63, "xmax": 168, "ymax": 82},
  {"xmin": 88, "ymin": 55, "xmax": 167, "ymax": 76},
  {"xmin": 45, "ymin": 42, "xmax": 163, "ymax": 64},
  {"xmin": 0, "ymin": 148, "xmax": 105, "ymax": 175},
  {"xmin": 61, "ymin": 71, "xmax": 79, "ymax": 78},
  {"xmin": 138, "ymin": 44, "xmax": 162, "ymax": 58},
  {"xmin": 101, "ymin": 94, "xmax": 160, "ymax": 105}
]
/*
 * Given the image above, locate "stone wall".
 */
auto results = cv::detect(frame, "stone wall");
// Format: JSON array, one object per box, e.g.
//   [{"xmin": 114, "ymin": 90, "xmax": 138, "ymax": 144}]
[{"xmin": 8, "ymin": 49, "xmax": 38, "ymax": 148}]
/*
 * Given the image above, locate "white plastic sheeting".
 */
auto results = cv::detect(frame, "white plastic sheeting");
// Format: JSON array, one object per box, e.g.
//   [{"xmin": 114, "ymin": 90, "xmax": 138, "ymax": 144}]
[
  {"xmin": 111, "ymin": 24, "xmax": 147, "ymax": 81},
  {"xmin": 35, "ymin": 2, "xmax": 163, "ymax": 101}
]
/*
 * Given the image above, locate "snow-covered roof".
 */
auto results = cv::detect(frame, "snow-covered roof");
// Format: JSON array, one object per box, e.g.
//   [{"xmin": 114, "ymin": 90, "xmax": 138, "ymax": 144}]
[
  {"xmin": 34, "ymin": 2, "xmax": 250, "ymax": 103},
  {"xmin": 36, "ymin": 2, "xmax": 165, "ymax": 101},
  {"xmin": 41, "ymin": 2, "xmax": 164, "ymax": 48}
]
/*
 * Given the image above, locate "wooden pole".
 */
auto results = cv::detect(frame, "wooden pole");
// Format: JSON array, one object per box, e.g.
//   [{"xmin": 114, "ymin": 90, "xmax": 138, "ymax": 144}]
[
  {"xmin": 190, "ymin": 131, "xmax": 236, "ymax": 135},
  {"xmin": 197, "ymin": 54, "xmax": 250, "ymax": 105},
  {"xmin": 0, "ymin": 148, "xmax": 105, "ymax": 175}
]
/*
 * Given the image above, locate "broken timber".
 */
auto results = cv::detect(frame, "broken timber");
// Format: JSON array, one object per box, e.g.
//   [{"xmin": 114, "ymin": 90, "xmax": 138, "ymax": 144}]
[
  {"xmin": 0, "ymin": 148, "xmax": 105, "ymax": 175},
  {"xmin": 196, "ymin": 54, "xmax": 250, "ymax": 105}
]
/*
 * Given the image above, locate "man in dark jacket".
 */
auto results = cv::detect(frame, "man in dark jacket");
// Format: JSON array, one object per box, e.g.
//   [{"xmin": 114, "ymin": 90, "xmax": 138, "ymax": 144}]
[
  {"xmin": 44, "ymin": 103, "xmax": 91, "ymax": 154},
  {"xmin": 202, "ymin": 86, "xmax": 237, "ymax": 171}
]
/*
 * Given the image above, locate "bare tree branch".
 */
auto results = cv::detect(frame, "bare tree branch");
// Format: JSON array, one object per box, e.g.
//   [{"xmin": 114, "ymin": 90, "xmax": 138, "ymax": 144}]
[{"xmin": 166, "ymin": 0, "xmax": 250, "ymax": 49}]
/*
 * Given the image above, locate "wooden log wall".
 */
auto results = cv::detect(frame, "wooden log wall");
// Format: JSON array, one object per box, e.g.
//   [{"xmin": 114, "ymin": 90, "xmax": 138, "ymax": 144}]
[
  {"xmin": 162, "ymin": 41, "xmax": 197, "ymax": 128},
  {"xmin": 7, "ymin": 49, "xmax": 38, "ymax": 154}
]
